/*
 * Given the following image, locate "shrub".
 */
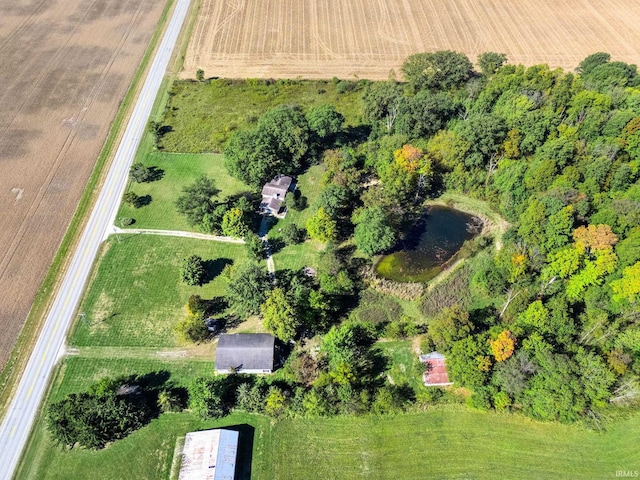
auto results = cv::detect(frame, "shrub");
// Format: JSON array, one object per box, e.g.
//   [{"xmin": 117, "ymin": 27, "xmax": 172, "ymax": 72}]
[
  {"xmin": 181, "ymin": 255, "xmax": 206, "ymax": 286},
  {"xmin": 174, "ymin": 314, "xmax": 209, "ymax": 343},
  {"xmin": 281, "ymin": 223, "xmax": 305, "ymax": 245},
  {"xmin": 120, "ymin": 217, "xmax": 135, "ymax": 226}
]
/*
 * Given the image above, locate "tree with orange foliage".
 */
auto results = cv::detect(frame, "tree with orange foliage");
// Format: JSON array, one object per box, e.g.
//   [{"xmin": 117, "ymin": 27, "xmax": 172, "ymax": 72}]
[
  {"xmin": 393, "ymin": 144, "xmax": 424, "ymax": 173},
  {"xmin": 572, "ymin": 224, "xmax": 618, "ymax": 253},
  {"xmin": 490, "ymin": 330, "xmax": 516, "ymax": 362}
]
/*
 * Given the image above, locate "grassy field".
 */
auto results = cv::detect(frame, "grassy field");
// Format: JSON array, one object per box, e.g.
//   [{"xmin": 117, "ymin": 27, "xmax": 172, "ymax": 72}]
[
  {"xmin": 267, "ymin": 410, "xmax": 640, "ymax": 479},
  {"xmin": 159, "ymin": 79, "xmax": 365, "ymax": 153},
  {"xmin": 117, "ymin": 152, "xmax": 250, "ymax": 231},
  {"xmin": 70, "ymin": 235, "xmax": 249, "ymax": 348}
]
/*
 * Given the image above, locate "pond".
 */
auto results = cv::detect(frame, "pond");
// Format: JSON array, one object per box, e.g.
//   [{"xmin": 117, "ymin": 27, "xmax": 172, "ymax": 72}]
[{"xmin": 375, "ymin": 205, "xmax": 481, "ymax": 283}]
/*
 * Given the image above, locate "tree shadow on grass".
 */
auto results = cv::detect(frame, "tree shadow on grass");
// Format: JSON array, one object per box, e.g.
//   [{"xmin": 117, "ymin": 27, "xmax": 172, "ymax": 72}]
[
  {"xmin": 222, "ymin": 424, "xmax": 254, "ymax": 480},
  {"xmin": 146, "ymin": 166, "xmax": 164, "ymax": 182},
  {"xmin": 134, "ymin": 194, "xmax": 152, "ymax": 208},
  {"xmin": 203, "ymin": 258, "xmax": 233, "ymax": 284}
]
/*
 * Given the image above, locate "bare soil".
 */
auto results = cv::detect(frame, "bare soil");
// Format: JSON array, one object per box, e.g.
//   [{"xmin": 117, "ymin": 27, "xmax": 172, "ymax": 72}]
[
  {"xmin": 182, "ymin": 0, "xmax": 640, "ymax": 80},
  {"xmin": 0, "ymin": 0, "xmax": 166, "ymax": 369}
]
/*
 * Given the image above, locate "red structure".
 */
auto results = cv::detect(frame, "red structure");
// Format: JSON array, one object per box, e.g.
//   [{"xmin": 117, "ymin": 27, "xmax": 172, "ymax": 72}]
[{"xmin": 419, "ymin": 352, "xmax": 453, "ymax": 386}]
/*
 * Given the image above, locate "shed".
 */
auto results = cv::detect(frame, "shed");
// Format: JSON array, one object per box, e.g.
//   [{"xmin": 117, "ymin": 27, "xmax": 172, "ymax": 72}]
[
  {"xmin": 419, "ymin": 351, "xmax": 453, "ymax": 387},
  {"xmin": 215, "ymin": 333, "xmax": 275, "ymax": 374},
  {"xmin": 178, "ymin": 429, "xmax": 238, "ymax": 480}
]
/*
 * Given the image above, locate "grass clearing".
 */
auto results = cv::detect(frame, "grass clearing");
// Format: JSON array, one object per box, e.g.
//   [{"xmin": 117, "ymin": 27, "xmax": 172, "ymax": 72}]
[
  {"xmin": 267, "ymin": 410, "xmax": 640, "ymax": 479},
  {"xmin": 377, "ymin": 340, "xmax": 424, "ymax": 392},
  {"xmin": 159, "ymin": 79, "xmax": 365, "ymax": 153},
  {"xmin": 117, "ymin": 152, "xmax": 250, "ymax": 231},
  {"xmin": 70, "ymin": 235, "xmax": 249, "ymax": 348}
]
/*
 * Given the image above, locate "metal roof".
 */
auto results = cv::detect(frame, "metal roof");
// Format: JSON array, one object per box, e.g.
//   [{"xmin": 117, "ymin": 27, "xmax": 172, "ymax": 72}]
[
  {"xmin": 215, "ymin": 334, "xmax": 275, "ymax": 373},
  {"xmin": 179, "ymin": 429, "xmax": 238, "ymax": 480}
]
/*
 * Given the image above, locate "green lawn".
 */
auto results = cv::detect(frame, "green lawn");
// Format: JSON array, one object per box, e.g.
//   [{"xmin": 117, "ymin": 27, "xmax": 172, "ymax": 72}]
[
  {"xmin": 70, "ymin": 235, "xmax": 249, "ymax": 347},
  {"xmin": 159, "ymin": 79, "xmax": 366, "ymax": 153},
  {"xmin": 270, "ymin": 164, "xmax": 326, "ymax": 272},
  {"xmin": 266, "ymin": 410, "xmax": 640, "ymax": 479},
  {"xmin": 118, "ymin": 152, "xmax": 250, "ymax": 231},
  {"xmin": 377, "ymin": 340, "xmax": 425, "ymax": 392}
]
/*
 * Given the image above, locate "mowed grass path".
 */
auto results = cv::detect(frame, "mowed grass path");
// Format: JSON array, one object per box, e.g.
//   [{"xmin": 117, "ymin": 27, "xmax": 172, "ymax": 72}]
[
  {"xmin": 118, "ymin": 153, "xmax": 250, "ymax": 232},
  {"xmin": 71, "ymin": 235, "xmax": 248, "ymax": 348}
]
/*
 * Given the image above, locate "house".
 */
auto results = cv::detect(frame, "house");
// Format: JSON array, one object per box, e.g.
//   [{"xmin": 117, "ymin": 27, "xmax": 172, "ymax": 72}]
[
  {"xmin": 215, "ymin": 333, "xmax": 275, "ymax": 374},
  {"xmin": 260, "ymin": 175, "xmax": 294, "ymax": 217},
  {"xmin": 178, "ymin": 429, "xmax": 238, "ymax": 480},
  {"xmin": 418, "ymin": 351, "xmax": 453, "ymax": 387}
]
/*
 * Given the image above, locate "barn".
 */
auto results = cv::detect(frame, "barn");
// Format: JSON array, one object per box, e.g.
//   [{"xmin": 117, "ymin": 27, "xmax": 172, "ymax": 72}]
[
  {"xmin": 178, "ymin": 429, "xmax": 238, "ymax": 480},
  {"xmin": 214, "ymin": 333, "xmax": 275, "ymax": 374}
]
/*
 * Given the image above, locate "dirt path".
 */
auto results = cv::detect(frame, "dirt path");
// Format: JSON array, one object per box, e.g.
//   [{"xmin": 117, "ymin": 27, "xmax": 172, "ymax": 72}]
[
  {"xmin": 112, "ymin": 227, "xmax": 245, "ymax": 244},
  {"xmin": 258, "ymin": 217, "xmax": 276, "ymax": 275},
  {"xmin": 66, "ymin": 344, "xmax": 215, "ymax": 361}
]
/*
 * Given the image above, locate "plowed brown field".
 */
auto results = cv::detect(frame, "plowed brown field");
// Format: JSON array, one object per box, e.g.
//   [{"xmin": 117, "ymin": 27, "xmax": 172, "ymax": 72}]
[
  {"xmin": 183, "ymin": 0, "xmax": 640, "ymax": 80},
  {"xmin": 0, "ymin": 0, "xmax": 166, "ymax": 369}
]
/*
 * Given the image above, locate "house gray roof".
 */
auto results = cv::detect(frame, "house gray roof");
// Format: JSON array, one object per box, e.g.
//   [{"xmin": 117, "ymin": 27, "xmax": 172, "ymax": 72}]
[
  {"xmin": 215, "ymin": 334, "xmax": 275, "ymax": 373},
  {"xmin": 261, "ymin": 175, "xmax": 293, "ymax": 214}
]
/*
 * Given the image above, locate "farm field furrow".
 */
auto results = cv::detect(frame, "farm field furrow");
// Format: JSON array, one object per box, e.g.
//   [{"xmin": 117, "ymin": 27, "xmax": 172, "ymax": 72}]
[
  {"xmin": 0, "ymin": 0, "xmax": 166, "ymax": 369},
  {"xmin": 183, "ymin": 0, "xmax": 640, "ymax": 80}
]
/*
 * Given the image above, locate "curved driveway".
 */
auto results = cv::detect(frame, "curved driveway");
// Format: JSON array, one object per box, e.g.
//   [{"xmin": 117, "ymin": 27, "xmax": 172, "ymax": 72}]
[{"xmin": 0, "ymin": 0, "xmax": 191, "ymax": 477}]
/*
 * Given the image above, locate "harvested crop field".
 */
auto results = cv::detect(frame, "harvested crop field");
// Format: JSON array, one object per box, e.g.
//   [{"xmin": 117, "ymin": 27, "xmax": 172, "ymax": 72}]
[
  {"xmin": 0, "ymin": 0, "xmax": 166, "ymax": 369},
  {"xmin": 183, "ymin": 0, "xmax": 640, "ymax": 80}
]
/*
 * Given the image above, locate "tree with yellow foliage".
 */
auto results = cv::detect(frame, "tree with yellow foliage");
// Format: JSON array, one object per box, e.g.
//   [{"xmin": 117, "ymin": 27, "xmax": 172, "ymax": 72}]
[{"xmin": 490, "ymin": 330, "xmax": 516, "ymax": 362}]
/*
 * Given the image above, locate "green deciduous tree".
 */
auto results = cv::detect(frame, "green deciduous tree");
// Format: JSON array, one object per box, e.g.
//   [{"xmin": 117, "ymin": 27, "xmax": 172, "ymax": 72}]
[
  {"xmin": 611, "ymin": 261, "xmax": 640, "ymax": 305},
  {"xmin": 188, "ymin": 377, "xmax": 226, "ymax": 419},
  {"xmin": 427, "ymin": 305, "xmax": 474, "ymax": 352},
  {"xmin": 281, "ymin": 223, "xmax": 305, "ymax": 245},
  {"xmin": 221, "ymin": 207, "xmax": 250, "ymax": 238},
  {"xmin": 129, "ymin": 163, "xmax": 154, "ymax": 183},
  {"xmin": 477, "ymin": 52, "xmax": 508, "ymax": 76},
  {"xmin": 123, "ymin": 191, "xmax": 140, "ymax": 208},
  {"xmin": 224, "ymin": 262, "xmax": 271, "ymax": 318},
  {"xmin": 306, "ymin": 207, "xmax": 337, "ymax": 243},
  {"xmin": 261, "ymin": 288, "xmax": 300, "ymax": 342},
  {"xmin": 306, "ymin": 104, "xmax": 345, "ymax": 139},
  {"xmin": 175, "ymin": 176, "xmax": 220, "ymax": 226},
  {"xmin": 47, "ymin": 378, "xmax": 151, "ymax": 450},
  {"xmin": 174, "ymin": 313, "xmax": 209, "ymax": 343},
  {"xmin": 352, "ymin": 207, "xmax": 397, "ymax": 256},
  {"xmin": 402, "ymin": 51, "xmax": 473, "ymax": 91}
]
